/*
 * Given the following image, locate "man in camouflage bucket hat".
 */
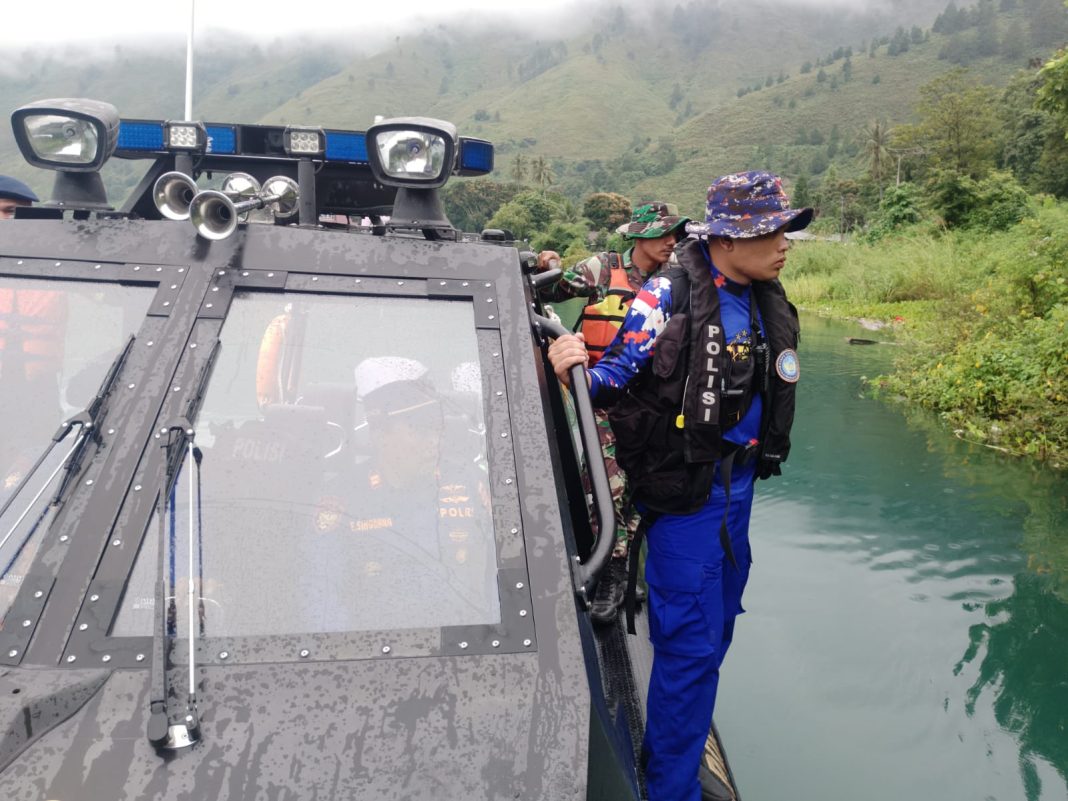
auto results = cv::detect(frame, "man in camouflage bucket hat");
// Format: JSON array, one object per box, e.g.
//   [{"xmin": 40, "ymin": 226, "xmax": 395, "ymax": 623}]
[
  {"xmin": 536, "ymin": 201, "xmax": 689, "ymax": 625},
  {"xmin": 547, "ymin": 171, "xmax": 811, "ymax": 801}
]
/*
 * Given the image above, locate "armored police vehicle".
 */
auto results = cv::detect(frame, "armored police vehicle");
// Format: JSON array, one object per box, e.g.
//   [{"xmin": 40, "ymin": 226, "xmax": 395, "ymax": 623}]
[{"xmin": 0, "ymin": 97, "xmax": 739, "ymax": 800}]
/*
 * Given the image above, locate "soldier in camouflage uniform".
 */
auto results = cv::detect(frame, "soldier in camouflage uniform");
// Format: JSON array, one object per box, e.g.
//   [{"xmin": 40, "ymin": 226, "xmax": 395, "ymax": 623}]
[{"xmin": 537, "ymin": 202, "xmax": 689, "ymax": 624}]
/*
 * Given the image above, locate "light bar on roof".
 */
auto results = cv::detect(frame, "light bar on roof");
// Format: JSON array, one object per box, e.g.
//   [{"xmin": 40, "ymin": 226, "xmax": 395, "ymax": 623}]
[
  {"xmin": 205, "ymin": 125, "xmax": 237, "ymax": 155},
  {"xmin": 324, "ymin": 131, "xmax": 368, "ymax": 163},
  {"xmin": 457, "ymin": 138, "xmax": 493, "ymax": 176},
  {"xmin": 165, "ymin": 121, "xmax": 207, "ymax": 152},
  {"xmin": 284, "ymin": 126, "xmax": 325, "ymax": 156},
  {"xmin": 117, "ymin": 120, "xmax": 165, "ymax": 152}
]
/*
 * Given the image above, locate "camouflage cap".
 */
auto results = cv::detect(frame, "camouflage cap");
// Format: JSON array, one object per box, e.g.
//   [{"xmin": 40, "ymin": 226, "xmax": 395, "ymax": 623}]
[
  {"xmin": 685, "ymin": 171, "xmax": 813, "ymax": 239},
  {"xmin": 615, "ymin": 201, "xmax": 690, "ymax": 239}
]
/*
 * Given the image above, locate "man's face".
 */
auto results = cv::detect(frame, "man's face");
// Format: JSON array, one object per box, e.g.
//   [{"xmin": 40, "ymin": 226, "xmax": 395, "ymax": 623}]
[
  {"xmin": 632, "ymin": 230, "xmax": 678, "ymax": 269},
  {"xmin": 0, "ymin": 199, "xmax": 29, "ymax": 220},
  {"xmin": 727, "ymin": 228, "xmax": 791, "ymax": 283}
]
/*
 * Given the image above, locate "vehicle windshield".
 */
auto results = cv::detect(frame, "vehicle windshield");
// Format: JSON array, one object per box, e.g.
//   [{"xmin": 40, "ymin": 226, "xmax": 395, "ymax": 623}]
[
  {"xmin": 115, "ymin": 291, "xmax": 500, "ymax": 639},
  {"xmin": 0, "ymin": 275, "xmax": 153, "ymax": 624}
]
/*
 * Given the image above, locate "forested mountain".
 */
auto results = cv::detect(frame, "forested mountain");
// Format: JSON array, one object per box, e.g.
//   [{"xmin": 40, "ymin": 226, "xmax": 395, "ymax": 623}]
[{"xmin": 1, "ymin": 0, "xmax": 1065, "ymax": 214}]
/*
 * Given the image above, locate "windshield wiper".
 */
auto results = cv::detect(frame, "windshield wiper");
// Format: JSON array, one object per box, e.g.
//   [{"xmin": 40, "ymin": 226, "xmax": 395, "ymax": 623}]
[
  {"xmin": 148, "ymin": 340, "xmax": 219, "ymax": 752},
  {"xmin": 0, "ymin": 336, "xmax": 136, "ymax": 564}
]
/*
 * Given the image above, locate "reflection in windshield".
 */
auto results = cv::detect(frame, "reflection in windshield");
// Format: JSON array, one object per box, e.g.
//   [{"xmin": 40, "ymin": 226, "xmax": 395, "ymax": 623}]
[
  {"xmin": 116, "ymin": 292, "xmax": 500, "ymax": 639},
  {"xmin": 0, "ymin": 278, "xmax": 152, "ymax": 508},
  {"xmin": 0, "ymin": 277, "xmax": 152, "ymax": 625}
]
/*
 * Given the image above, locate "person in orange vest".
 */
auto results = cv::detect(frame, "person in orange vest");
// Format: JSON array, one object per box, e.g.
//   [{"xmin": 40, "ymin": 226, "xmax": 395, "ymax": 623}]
[{"xmin": 537, "ymin": 202, "xmax": 689, "ymax": 624}]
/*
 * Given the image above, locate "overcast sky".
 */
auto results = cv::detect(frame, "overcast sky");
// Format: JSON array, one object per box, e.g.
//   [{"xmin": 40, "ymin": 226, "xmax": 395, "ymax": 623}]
[{"xmin": 3, "ymin": 0, "xmax": 894, "ymax": 49}]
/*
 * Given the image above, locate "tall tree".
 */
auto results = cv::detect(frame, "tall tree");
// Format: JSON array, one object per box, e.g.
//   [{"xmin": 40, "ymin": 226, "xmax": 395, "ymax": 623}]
[
  {"xmin": 860, "ymin": 119, "xmax": 894, "ymax": 190},
  {"xmin": 894, "ymin": 68, "xmax": 999, "ymax": 178},
  {"xmin": 510, "ymin": 152, "xmax": 528, "ymax": 184}
]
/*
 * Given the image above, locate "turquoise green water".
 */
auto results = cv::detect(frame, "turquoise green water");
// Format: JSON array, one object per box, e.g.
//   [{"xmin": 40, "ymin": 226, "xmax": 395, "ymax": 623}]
[{"xmin": 718, "ymin": 313, "xmax": 1068, "ymax": 801}]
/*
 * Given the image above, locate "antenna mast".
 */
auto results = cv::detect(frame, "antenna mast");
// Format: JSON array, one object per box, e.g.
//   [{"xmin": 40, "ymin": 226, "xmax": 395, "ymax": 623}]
[{"xmin": 184, "ymin": 0, "xmax": 195, "ymax": 120}]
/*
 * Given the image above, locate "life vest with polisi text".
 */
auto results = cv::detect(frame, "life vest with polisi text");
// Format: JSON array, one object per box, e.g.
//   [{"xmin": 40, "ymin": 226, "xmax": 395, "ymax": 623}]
[
  {"xmin": 578, "ymin": 252, "xmax": 635, "ymax": 366},
  {"xmin": 607, "ymin": 238, "xmax": 799, "ymax": 515}
]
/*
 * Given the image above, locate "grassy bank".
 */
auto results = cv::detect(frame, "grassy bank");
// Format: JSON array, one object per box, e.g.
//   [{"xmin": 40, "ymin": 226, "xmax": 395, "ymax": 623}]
[{"xmin": 782, "ymin": 202, "xmax": 1068, "ymax": 469}]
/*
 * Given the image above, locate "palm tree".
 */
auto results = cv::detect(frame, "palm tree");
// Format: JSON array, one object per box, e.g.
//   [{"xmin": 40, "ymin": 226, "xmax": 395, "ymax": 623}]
[
  {"xmin": 531, "ymin": 156, "xmax": 555, "ymax": 188},
  {"xmin": 510, "ymin": 152, "xmax": 527, "ymax": 184},
  {"xmin": 860, "ymin": 119, "xmax": 893, "ymax": 196}
]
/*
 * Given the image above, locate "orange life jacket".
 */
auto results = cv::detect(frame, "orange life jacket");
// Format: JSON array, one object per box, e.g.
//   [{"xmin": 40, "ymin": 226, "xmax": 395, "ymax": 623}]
[
  {"xmin": 0, "ymin": 288, "xmax": 67, "ymax": 382},
  {"xmin": 578, "ymin": 253, "xmax": 636, "ymax": 366}
]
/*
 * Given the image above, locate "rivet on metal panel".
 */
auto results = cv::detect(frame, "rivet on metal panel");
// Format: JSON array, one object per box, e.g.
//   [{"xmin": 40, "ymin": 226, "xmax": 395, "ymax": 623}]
[
  {"xmin": 128, "ymin": 383, "xmax": 136, "ymax": 389},
  {"xmin": 486, "ymin": 298, "xmax": 494, "ymax": 303},
  {"xmin": 7, "ymin": 650, "xmax": 17, "ymax": 658},
  {"xmin": 492, "ymin": 640, "xmax": 500, "ymax": 648},
  {"xmin": 163, "ymin": 302, "xmax": 170, "ymax": 307},
  {"xmin": 136, "ymin": 654, "xmax": 145, "ymax": 662},
  {"xmin": 500, "ymin": 432, "xmax": 508, "ymax": 438},
  {"xmin": 484, "ymin": 283, "xmax": 492, "ymax": 288},
  {"xmin": 173, "ymin": 386, "xmax": 181, "ymax": 392},
  {"xmin": 55, "ymin": 262, "xmax": 62, "ymax": 267},
  {"xmin": 59, "ymin": 535, "xmax": 69, "ymax": 542},
  {"xmin": 66, "ymin": 655, "xmax": 77, "ymax": 663},
  {"xmin": 510, "ymin": 528, "xmax": 518, "ymax": 535},
  {"xmin": 523, "ymin": 639, "xmax": 532, "ymax": 647},
  {"xmin": 85, "ymin": 479, "xmax": 93, "ymax": 486},
  {"xmin": 519, "ymin": 610, "xmax": 528, "ymax": 617},
  {"xmin": 488, "ymin": 316, "xmax": 495, "ymax": 321},
  {"xmin": 299, "ymin": 649, "xmax": 310, "ymax": 658},
  {"xmin": 156, "ymin": 267, "xmax": 162, "ymax": 272},
  {"xmin": 219, "ymin": 651, "xmax": 229, "ymax": 660},
  {"xmin": 493, "ymin": 352, "xmax": 500, "ymax": 357},
  {"xmin": 382, "ymin": 646, "xmax": 391, "ymax": 655},
  {"xmin": 218, "ymin": 270, "xmax": 226, "ymax": 276},
  {"xmin": 516, "ymin": 582, "xmax": 524, "ymax": 589},
  {"xmin": 134, "ymin": 485, "xmax": 142, "ymax": 491},
  {"xmin": 102, "ymin": 655, "xmax": 111, "ymax": 663},
  {"xmin": 496, "ymin": 391, "xmax": 503, "ymax": 397},
  {"xmin": 33, "ymin": 590, "xmax": 43, "ymax": 599},
  {"xmin": 21, "ymin": 620, "xmax": 30, "ymax": 628},
  {"xmin": 190, "ymin": 343, "xmax": 197, "ymax": 349},
  {"xmin": 242, "ymin": 271, "xmax": 249, "ymax": 277},
  {"xmin": 112, "ymin": 539, "xmax": 121, "ymax": 547},
  {"xmin": 267, "ymin": 272, "xmax": 275, "ymax": 278},
  {"xmin": 134, "ymin": 265, "xmax": 141, "ymax": 271},
  {"xmin": 171, "ymin": 284, "xmax": 178, "ymax": 290},
  {"xmin": 79, "ymin": 623, "xmax": 88, "ymax": 631},
  {"xmin": 462, "ymin": 282, "xmax": 469, "ymax": 287},
  {"xmin": 147, "ymin": 341, "xmax": 154, "ymax": 346},
  {"xmin": 505, "ymin": 478, "xmax": 513, "ymax": 485},
  {"xmin": 211, "ymin": 286, "xmax": 219, "ymax": 292},
  {"xmin": 108, "ymin": 428, "xmax": 115, "ymax": 435},
  {"xmin": 179, "ymin": 268, "xmax": 185, "ymax": 273},
  {"xmin": 397, "ymin": 280, "xmax": 405, "ymax": 286},
  {"xmin": 205, "ymin": 303, "xmax": 213, "ymax": 309},
  {"xmin": 354, "ymin": 278, "xmax": 362, "ymax": 284},
  {"xmin": 16, "ymin": 260, "xmax": 23, "ymax": 265},
  {"xmin": 90, "ymin": 594, "xmax": 99, "ymax": 602},
  {"xmin": 439, "ymin": 281, "xmax": 447, "ymax": 286},
  {"xmin": 459, "ymin": 642, "xmax": 469, "ymax": 649},
  {"xmin": 312, "ymin": 276, "xmax": 319, "ymax": 282}
]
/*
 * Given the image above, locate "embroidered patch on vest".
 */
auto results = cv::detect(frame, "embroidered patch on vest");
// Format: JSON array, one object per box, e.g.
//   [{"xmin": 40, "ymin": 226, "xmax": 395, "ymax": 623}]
[{"xmin": 775, "ymin": 349, "xmax": 800, "ymax": 383}]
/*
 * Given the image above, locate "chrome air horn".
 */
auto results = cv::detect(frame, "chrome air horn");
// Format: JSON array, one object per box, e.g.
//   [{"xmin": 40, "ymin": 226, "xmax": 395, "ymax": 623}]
[
  {"xmin": 152, "ymin": 171, "xmax": 261, "ymax": 222},
  {"xmin": 188, "ymin": 175, "xmax": 299, "ymax": 240}
]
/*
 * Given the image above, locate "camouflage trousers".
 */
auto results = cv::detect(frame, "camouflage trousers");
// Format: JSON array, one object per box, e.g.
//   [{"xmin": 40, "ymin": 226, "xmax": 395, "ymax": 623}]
[{"xmin": 583, "ymin": 408, "xmax": 641, "ymax": 558}]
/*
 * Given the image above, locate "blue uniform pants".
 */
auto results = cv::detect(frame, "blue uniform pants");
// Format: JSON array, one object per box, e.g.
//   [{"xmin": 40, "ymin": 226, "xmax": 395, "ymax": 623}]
[{"xmin": 642, "ymin": 460, "xmax": 755, "ymax": 801}]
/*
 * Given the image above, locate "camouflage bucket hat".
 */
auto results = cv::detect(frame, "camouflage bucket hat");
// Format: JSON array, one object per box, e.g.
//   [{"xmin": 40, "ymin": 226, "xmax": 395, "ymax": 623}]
[
  {"xmin": 685, "ymin": 171, "xmax": 813, "ymax": 239},
  {"xmin": 615, "ymin": 201, "xmax": 690, "ymax": 239}
]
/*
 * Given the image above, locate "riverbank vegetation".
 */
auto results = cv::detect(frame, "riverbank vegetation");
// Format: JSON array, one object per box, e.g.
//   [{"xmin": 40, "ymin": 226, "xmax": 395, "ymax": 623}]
[{"xmin": 785, "ymin": 201, "xmax": 1068, "ymax": 468}]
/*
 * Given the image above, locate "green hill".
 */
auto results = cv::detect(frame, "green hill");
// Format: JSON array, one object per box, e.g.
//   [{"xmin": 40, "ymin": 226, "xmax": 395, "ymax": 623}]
[{"xmin": 0, "ymin": 0, "xmax": 1064, "ymax": 211}]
